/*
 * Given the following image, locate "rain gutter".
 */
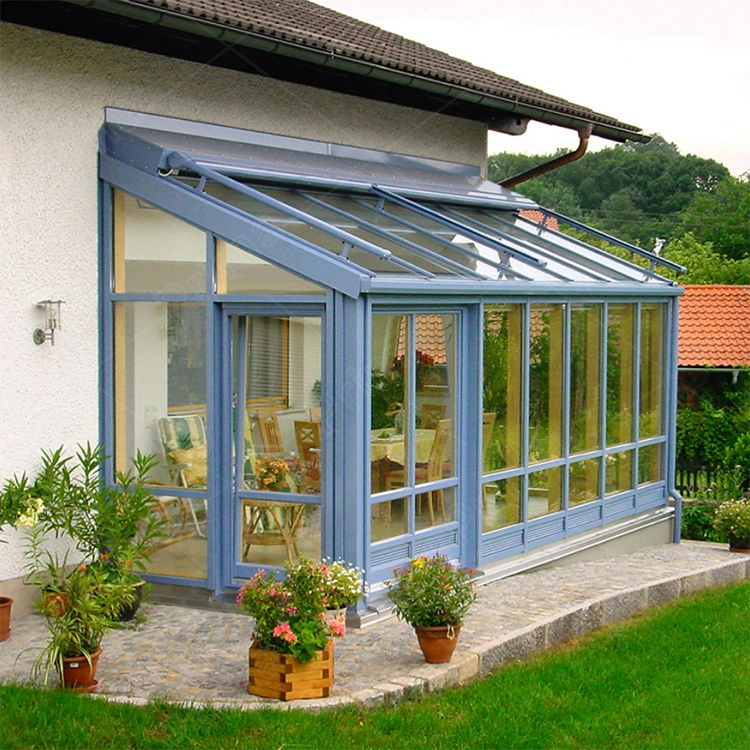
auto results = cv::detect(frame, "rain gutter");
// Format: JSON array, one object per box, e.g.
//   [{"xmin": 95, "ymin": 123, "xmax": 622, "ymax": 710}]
[
  {"xmin": 500, "ymin": 124, "xmax": 593, "ymax": 188},
  {"xmin": 63, "ymin": 0, "xmax": 649, "ymax": 144}
]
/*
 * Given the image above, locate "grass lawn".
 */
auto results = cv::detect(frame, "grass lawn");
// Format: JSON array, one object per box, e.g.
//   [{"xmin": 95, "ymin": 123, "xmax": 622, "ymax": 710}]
[{"xmin": 2, "ymin": 579, "xmax": 749, "ymax": 750}]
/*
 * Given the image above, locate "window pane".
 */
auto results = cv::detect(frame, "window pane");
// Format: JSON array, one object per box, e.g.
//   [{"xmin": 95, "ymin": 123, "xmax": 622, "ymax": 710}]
[
  {"xmin": 570, "ymin": 304, "xmax": 602, "ymax": 454},
  {"xmin": 607, "ymin": 304, "xmax": 635, "ymax": 446},
  {"xmin": 114, "ymin": 189, "xmax": 206, "ymax": 294},
  {"xmin": 483, "ymin": 304, "xmax": 523, "ymax": 471},
  {"xmin": 528, "ymin": 466, "xmax": 563, "ymax": 519},
  {"xmin": 415, "ymin": 486, "xmax": 455, "ymax": 531},
  {"xmin": 529, "ymin": 305, "xmax": 564, "ymax": 463},
  {"xmin": 414, "ymin": 314, "xmax": 456, "ymax": 483},
  {"xmin": 482, "ymin": 476, "xmax": 522, "ymax": 532},
  {"xmin": 219, "ymin": 239, "xmax": 324, "ymax": 294},
  {"xmin": 235, "ymin": 316, "xmax": 323, "ymax": 497},
  {"xmin": 114, "ymin": 300, "xmax": 208, "ymax": 580},
  {"xmin": 371, "ymin": 314, "xmax": 408, "ymax": 494},
  {"xmin": 605, "ymin": 450, "xmax": 633, "ymax": 495},
  {"xmin": 639, "ymin": 444, "xmax": 663, "ymax": 485},
  {"xmin": 371, "ymin": 497, "xmax": 408, "ymax": 542},
  {"xmin": 640, "ymin": 304, "xmax": 664, "ymax": 440},
  {"xmin": 569, "ymin": 458, "xmax": 601, "ymax": 507}
]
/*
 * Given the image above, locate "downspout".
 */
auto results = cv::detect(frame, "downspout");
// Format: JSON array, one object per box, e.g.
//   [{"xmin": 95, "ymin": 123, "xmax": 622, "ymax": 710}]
[{"xmin": 499, "ymin": 124, "xmax": 594, "ymax": 189}]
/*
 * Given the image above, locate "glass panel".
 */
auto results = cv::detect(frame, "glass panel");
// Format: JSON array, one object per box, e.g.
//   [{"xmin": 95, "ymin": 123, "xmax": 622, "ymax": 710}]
[
  {"xmin": 371, "ymin": 314, "xmax": 408, "ymax": 494},
  {"xmin": 483, "ymin": 304, "xmax": 523, "ymax": 472},
  {"xmin": 638, "ymin": 444, "xmax": 663, "ymax": 485},
  {"xmin": 570, "ymin": 304, "xmax": 602, "ymax": 454},
  {"xmin": 414, "ymin": 314, "xmax": 456, "ymax": 483},
  {"xmin": 416, "ymin": 486, "xmax": 456, "ymax": 531},
  {"xmin": 113, "ymin": 300, "xmax": 208, "ymax": 580},
  {"xmin": 639, "ymin": 304, "xmax": 664, "ymax": 440},
  {"xmin": 114, "ymin": 189, "xmax": 206, "ymax": 294},
  {"xmin": 569, "ymin": 458, "xmax": 601, "ymax": 507},
  {"xmin": 529, "ymin": 304, "xmax": 565, "ymax": 463},
  {"xmin": 233, "ymin": 316, "xmax": 323, "ymax": 496},
  {"xmin": 219, "ymin": 240, "xmax": 324, "ymax": 294},
  {"xmin": 528, "ymin": 466, "xmax": 563, "ymax": 519},
  {"xmin": 605, "ymin": 450, "xmax": 633, "ymax": 495},
  {"xmin": 482, "ymin": 476, "xmax": 522, "ymax": 532},
  {"xmin": 240, "ymin": 499, "xmax": 321, "ymax": 566},
  {"xmin": 371, "ymin": 497, "xmax": 408, "ymax": 542},
  {"xmin": 607, "ymin": 304, "xmax": 635, "ymax": 447}
]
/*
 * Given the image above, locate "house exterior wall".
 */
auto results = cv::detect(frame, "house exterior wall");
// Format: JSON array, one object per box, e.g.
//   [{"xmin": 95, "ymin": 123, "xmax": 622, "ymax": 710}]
[{"xmin": 0, "ymin": 21, "xmax": 487, "ymax": 588}]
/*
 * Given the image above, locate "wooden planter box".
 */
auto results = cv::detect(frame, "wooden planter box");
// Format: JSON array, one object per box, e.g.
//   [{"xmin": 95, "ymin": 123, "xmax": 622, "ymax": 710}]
[{"xmin": 248, "ymin": 639, "xmax": 334, "ymax": 701}]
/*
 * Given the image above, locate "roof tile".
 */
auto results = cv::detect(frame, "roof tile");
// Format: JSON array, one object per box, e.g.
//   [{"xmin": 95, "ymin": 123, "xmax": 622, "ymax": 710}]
[
  {"xmin": 679, "ymin": 285, "xmax": 750, "ymax": 368},
  {"xmin": 128, "ymin": 0, "xmax": 641, "ymax": 134}
]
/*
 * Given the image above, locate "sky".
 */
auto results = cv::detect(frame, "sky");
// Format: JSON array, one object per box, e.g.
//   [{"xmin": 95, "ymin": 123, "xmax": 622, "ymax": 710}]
[{"xmin": 316, "ymin": 0, "xmax": 749, "ymax": 175}]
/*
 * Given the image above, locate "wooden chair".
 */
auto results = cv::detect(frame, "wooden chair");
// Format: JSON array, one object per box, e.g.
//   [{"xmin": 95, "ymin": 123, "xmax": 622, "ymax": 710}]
[
  {"xmin": 157, "ymin": 415, "xmax": 208, "ymax": 537},
  {"xmin": 242, "ymin": 500, "xmax": 305, "ymax": 564},
  {"xmin": 294, "ymin": 420, "xmax": 322, "ymax": 494},
  {"xmin": 386, "ymin": 419, "xmax": 452, "ymax": 525},
  {"xmin": 419, "ymin": 403, "xmax": 446, "ymax": 430},
  {"xmin": 254, "ymin": 407, "xmax": 284, "ymax": 454},
  {"xmin": 309, "ymin": 407, "xmax": 322, "ymax": 422}
]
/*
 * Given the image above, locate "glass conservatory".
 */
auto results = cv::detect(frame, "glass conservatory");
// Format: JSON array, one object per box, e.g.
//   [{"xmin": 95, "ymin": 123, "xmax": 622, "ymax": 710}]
[{"xmin": 99, "ymin": 109, "xmax": 683, "ymax": 610}]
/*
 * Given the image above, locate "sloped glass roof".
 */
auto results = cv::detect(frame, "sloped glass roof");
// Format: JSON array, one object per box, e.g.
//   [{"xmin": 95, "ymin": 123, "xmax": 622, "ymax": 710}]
[{"xmin": 102, "ymin": 110, "xmax": 683, "ymax": 294}]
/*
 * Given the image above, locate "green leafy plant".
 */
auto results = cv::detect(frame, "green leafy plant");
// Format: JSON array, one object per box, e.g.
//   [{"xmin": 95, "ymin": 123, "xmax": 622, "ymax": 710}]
[
  {"xmin": 321, "ymin": 559, "xmax": 367, "ymax": 610},
  {"xmin": 0, "ymin": 475, "xmax": 43, "ymax": 540},
  {"xmin": 236, "ymin": 557, "xmax": 345, "ymax": 662},
  {"xmin": 713, "ymin": 499, "xmax": 750, "ymax": 540},
  {"xmin": 386, "ymin": 554, "xmax": 476, "ymax": 628},
  {"xmin": 5, "ymin": 444, "xmax": 165, "ymax": 587},
  {"xmin": 32, "ymin": 564, "xmax": 135, "ymax": 686}
]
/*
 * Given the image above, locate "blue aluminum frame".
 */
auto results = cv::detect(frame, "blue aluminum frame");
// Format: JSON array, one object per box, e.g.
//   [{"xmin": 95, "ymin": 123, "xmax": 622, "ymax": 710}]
[{"xmin": 98, "ymin": 112, "xmax": 683, "ymax": 605}]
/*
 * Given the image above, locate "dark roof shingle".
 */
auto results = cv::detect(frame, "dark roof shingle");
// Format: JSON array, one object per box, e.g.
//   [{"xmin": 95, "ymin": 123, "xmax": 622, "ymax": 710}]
[{"xmin": 124, "ymin": 0, "xmax": 643, "ymax": 138}]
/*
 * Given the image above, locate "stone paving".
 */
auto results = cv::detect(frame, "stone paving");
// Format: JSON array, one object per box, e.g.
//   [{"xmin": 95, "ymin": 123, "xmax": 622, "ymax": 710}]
[{"xmin": 1, "ymin": 541, "xmax": 748, "ymax": 711}]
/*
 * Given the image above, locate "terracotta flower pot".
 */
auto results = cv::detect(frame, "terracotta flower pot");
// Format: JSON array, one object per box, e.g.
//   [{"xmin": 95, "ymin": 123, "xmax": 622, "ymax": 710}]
[
  {"xmin": 60, "ymin": 648, "xmax": 102, "ymax": 692},
  {"xmin": 728, "ymin": 534, "xmax": 750, "ymax": 553},
  {"xmin": 413, "ymin": 623, "xmax": 462, "ymax": 663},
  {"xmin": 0, "ymin": 597, "xmax": 13, "ymax": 642}
]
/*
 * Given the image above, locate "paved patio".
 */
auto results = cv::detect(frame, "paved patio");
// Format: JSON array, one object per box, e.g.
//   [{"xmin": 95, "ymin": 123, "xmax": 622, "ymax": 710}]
[{"xmin": 1, "ymin": 541, "xmax": 747, "ymax": 711}]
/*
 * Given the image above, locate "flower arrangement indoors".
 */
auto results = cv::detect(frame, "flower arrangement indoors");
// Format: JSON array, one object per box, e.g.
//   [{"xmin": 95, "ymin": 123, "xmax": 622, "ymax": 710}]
[
  {"xmin": 387, "ymin": 554, "xmax": 477, "ymax": 663},
  {"xmin": 254, "ymin": 456, "xmax": 291, "ymax": 492}
]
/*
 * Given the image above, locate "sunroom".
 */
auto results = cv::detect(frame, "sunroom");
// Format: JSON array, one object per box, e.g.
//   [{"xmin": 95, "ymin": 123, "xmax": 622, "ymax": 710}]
[{"xmin": 100, "ymin": 109, "xmax": 683, "ymax": 615}]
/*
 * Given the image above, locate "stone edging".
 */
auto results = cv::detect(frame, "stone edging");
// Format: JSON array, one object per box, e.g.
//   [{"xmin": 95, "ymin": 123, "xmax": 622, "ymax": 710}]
[{"xmin": 89, "ymin": 555, "xmax": 750, "ymax": 712}]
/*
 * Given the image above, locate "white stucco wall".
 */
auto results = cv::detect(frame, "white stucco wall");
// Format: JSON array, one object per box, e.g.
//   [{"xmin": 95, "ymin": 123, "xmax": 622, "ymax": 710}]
[{"xmin": 0, "ymin": 21, "xmax": 487, "ymax": 583}]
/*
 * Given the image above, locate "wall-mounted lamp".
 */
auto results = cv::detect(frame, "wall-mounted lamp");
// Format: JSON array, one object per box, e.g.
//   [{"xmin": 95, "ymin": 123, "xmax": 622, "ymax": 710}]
[{"xmin": 33, "ymin": 300, "xmax": 65, "ymax": 345}]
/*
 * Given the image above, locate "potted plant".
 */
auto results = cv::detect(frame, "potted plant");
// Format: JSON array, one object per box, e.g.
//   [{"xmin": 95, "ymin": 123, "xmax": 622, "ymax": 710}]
[
  {"xmin": 21, "ymin": 524, "xmax": 74, "ymax": 616},
  {"xmin": 4, "ymin": 444, "xmax": 165, "ymax": 621},
  {"xmin": 713, "ymin": 498, "xmax": 750, "ymax": 552},
  {"xmin": 386, "ymin": 554, "xmax": 477, "ymax": 663},
  {"xmin": 0, "ymin": 476, "xmax": 48, "ymax": 640},
  {"xmin": 320, "ymin": 559, "xmax": 368, "ymax": 627},
  {"xmin": 32, "ymin": 563, "xmax": 135, "ymax": 691},
  {"xmin": 236, "ymin": 556, "xmax": 345, "ymax": 700}
]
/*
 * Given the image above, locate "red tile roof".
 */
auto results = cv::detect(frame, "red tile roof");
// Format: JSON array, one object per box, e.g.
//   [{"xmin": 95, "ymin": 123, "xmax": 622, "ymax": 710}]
[
  {"xmin": 519, "ymin": 210, "xmax": 559, "ymax": 231},
  {"xmin": 118, "ymin": 0, "xmax": 642, "ymax": 139},
  {"xmin": 679, "ymin": 285, "xmax": 750, "ymax": 368}
]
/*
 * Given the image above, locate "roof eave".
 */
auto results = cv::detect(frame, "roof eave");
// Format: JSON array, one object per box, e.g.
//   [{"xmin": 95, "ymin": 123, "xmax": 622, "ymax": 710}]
[{"xmin": 59, "ymin": 0, "xmax": 647, "ymax": 144}]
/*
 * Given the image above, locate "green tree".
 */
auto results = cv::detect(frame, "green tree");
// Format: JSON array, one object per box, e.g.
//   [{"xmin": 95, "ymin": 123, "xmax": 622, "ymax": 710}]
[
  {"xmin": 679, "ymin": 173, "xmax": 750, "ymax": 260},
  {"xmin": 662, "ymin": 233, "xmax": 750, "ymax": 284}
]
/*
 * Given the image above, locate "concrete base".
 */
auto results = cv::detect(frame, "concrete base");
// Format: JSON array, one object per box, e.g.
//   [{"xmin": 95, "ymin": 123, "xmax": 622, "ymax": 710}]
[{"xmin": 359, "ymin": 507, "xmax": 675, "ymax": 627}]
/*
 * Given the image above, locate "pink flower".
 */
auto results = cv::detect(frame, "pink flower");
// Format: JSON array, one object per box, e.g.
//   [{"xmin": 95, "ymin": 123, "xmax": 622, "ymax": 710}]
[
  {"xmin": 272, "ymin": 623, "xmax": 298, "ymax": 642},
  {"xmin": 328, "ymin": 619, "xmax": 346, "ymax": 637}
]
